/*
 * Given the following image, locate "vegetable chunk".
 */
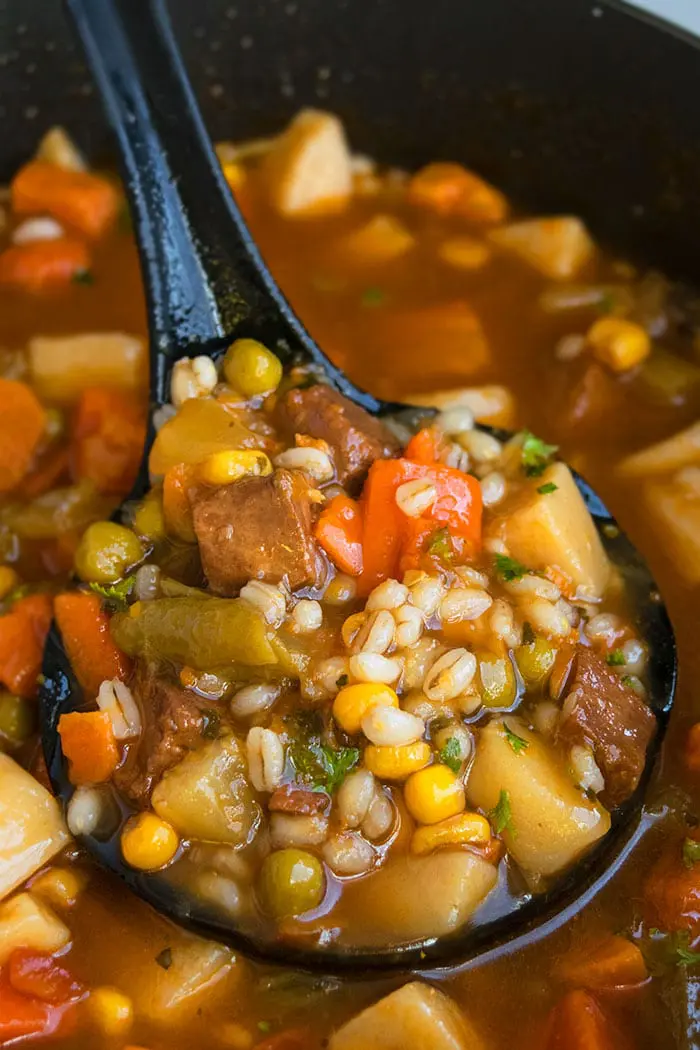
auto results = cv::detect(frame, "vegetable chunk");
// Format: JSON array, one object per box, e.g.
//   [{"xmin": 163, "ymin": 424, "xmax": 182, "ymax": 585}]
[
  {"xmin": 264, "ymin": 109, "xmax": 352, "ymax": 216},
  {"xmin": 0, "ymin": 893, "xmax": 70, "ymax": 964},
  {"xmin": 489, "ymin": 217, "xmax": 595, "ymax": 279},
  {"xmin": 0, "ymin": 755, "xmax": 69, "ymax": 901},
  {"xmin": 487, "ymin": 462, "xmax": 609, "ymax": 598},
  {"xmin": 0, "ymin": 379, "xmax": 47, "ymax": 494},
  {"xmin": 28, "ymin": 332, "xmax": 146, "ymax": 404},
  {"xmin": 329, "ymin": 981, "xmax": 486, "ymax": 1050},
  {"xmin": 467, "ymin": 720, "xmax": 610, "ymax": 885}
]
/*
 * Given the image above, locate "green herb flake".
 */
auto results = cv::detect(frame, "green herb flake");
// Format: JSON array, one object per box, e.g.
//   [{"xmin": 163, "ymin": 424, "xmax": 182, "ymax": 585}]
[
  {"xmin": 290, "ymin": 739, "xmax": 360, "ymax": 795},
  {"xmin": 520, "ymin": 431, "xmax": 559, "ymax": 478},
  {"xmin": 88, "ymin": 575, "xmax": 136, "ymax": 611},
  {"xmin": 606, "ymin": 649, "xmax": 626, "ymax": 667},
  {"xmin": 494, "ymin": 553, "xmax": 530, "ymax": 582},
  {"xmin": 537, "ymin": 482, "xmax": 558, "ymax": 495},
  {"xmin": 257, "ymin": 1021, "xmax": 272, "ymax": 1034},
  {"xmin": 200, "ymin": 709, "xmax": 221, "ymax": 740},
  {"xmin": 622, "ymin": 674, "xmax": 636, "ymax": 688},
  {"xmin": 488, "ymin": 789, "xmax": 514, "ymax": 836},
  {"xmin": 155, "ymin": 947, "xmax": 173, "ymax": 970},
  {"xmin": 503, "ymin": 723, "xmax": 529, "ymax": 755},
  {"xmin": 360, "ymin": 287, "xmax": 385, "ymax": 307},
  {"xmin": 683, "ymin": 838, "xmax": 700, "ymax": 869},
  {"xmin": 335, "ymin": 674, "xmax": 349, "ymax": 690},
  {"xmin": 427, "ymin": 526, "xmax": 453, "ymax": 564},
  {"xmin": 676, "ymin": 946, "xmax": 700, "ymax": 968},
  {"xmin": 439, "ymin": 737, "xmax": 462, "ymax": 774},
  {"xmin": 72, "ymin": 268, "xmax": 94, "ymax": 286}
]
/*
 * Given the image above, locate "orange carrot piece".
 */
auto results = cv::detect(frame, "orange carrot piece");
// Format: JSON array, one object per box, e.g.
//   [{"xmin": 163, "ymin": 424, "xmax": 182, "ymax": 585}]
[
  {"xmin": 58, "ymin": 711, "xmax": 119, "ymax": 785},
  {"xmin": 12, "ymin": 161, "xmax": 120, "ymax": 238},
  {"xmin": 315, "ymin": 494, "xmax": 364, "ymax": 576},
  {"xmin": 559, "ymin": 935, "xmax": 648, "ymax": 990},
  {"xmin": 163, "ymin": 463, "xmax": 197, "ymax": 542},
  {"xmin": 54, "ymin": 592, "xmax": 131, "ymax": 698},
  {"xmin": 644, "ymin": 836, "xmax": 700, "ymax": 941},
  {"xmin": 405, "ymin": 426, "xmax": 446, "ymax": 465},
  {"xmin": 71, "ymin": 387, "xmax": 146, "ymax": 497},
  {"xmin": 543, "ymin": 990, "xmax": 629, "ymax": 1050},
  {"xmin": 21, "ymin": 447, "xmax": 70, "ymax": 499},
  {"xmin": 408, "ymin": 162, "xmax": 508, "ymax": 224},
  {"xmin": 0, "ymin": 239, "xmax": 90, "ymax": 292},
  {"xmin": 0, "ymin": 379, "xmax": 47, "ymax": 494},
  {"xmin": 686, "ymin": 723, "xmax": 700, "ymax": 773},
  {"xmin": 0, "ymin": 594, "xmax": 53, "ymax": 699}
]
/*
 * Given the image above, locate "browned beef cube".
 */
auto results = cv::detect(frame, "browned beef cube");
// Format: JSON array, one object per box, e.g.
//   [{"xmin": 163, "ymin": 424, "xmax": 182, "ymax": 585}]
[
  {"xmin": 114, "ymin": 667, "xmax": 204, "ymax": 805},
  {"xmin": 276, "ymin": 384, "xmax": 399, "ymax": 486},
  {"xmin": 190, "ymin": 468, "xmax": 325, "ymax": 594},
  {"xmin": 557, "ymin": 645, "xmax": 656, "ymax": 807}
]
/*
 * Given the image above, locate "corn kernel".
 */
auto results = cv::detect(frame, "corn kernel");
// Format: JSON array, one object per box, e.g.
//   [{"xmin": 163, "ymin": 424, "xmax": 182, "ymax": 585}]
[
  {"xmin": 86, "ymin": 986, "xmax": 133, "ymax": 1037},
  {"xmin": 404, "ymin": 763, "xmax": 466, "ymax": 824},
  {"xmin": 587, "ymin": 317, "xmax": 651, "ymax": 374},
  {"xmin": 120, "ymin": 812, "xmax": 179, "ymax": 871},
  {"xmin": 364, "ymin": 741, "xmax": 431, "ymax": 781},
  {"xmin": 0, "ymin": 566, "xmax": 19, "ymax": 599},
  {"xmin": 411, "ymin": 812, "xmax": 492, "ymax": 855},
  {"xmin": 223, "ymin": 161, "xmax": 246, "ymax": 192},
  {"xmin": 133, "ymin": 490, "xmax": 165, "ymax": 540},
  {"xmin": 129, "ymin": 601, "xmax": 143, "ymax": 619},
  {"xmin": 333, "ymin": 683, "xmax": 399, "ymax": 735},
  {"xmin": 31, "ymin": 866, "xmax": 87, "ymax": 909},
  {"xmin": 438, "ymin": 237, "xmax": 492, "ymax": 271},
  {"xmin": 198, "ymin": 449, "xmax": 272, "ymax": 486}
]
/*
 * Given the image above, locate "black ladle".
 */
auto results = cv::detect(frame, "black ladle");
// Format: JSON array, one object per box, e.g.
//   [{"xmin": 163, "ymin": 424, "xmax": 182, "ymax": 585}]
[{"xmin": 40, "ymin": 0, "xmax": 676, "ymax": 975}]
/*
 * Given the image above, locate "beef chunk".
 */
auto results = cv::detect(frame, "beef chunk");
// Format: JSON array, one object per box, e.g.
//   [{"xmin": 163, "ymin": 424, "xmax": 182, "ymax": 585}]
[
  {"xmin": 113, "ymin": 666, "xmax": 204, "ymax": 805},
  {"xmin": 190, "ymin": 468, "xmax": 325, "ymax": 594},
  {"xmin": 277, "ymin": 384, "xmax": 399, "ymax": 486},
  {"xmin": 557, "ymin": 645, "xmax": 656, "ymax": 807}
]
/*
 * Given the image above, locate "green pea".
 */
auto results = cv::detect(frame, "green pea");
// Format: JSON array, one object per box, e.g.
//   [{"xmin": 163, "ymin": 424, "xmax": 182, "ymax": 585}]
[
  {"xmin": 74, "ymin": 521, "xmax": 144, "ymax": 585},
  {"xmin": 515, "ymin": 637, "xmax": 557, "ymax": 688},
  {"xmin": 0, "ymin": 691, "xmax": 36, "ymax": 747},
  {"xmin": 223, "ymin": 338, "xmax": 282, "ymax": 397},
  {"xmin": 477, "ymin": 651, "xmax": 517, "ymax": 708},
  {"xmin": 260, "ymin": 848, "xmax": 325, "ymax": 919}
]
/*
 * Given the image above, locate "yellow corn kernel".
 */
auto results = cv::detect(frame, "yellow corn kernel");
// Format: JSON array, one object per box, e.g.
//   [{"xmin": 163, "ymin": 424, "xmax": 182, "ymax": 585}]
[
  {"xmin": 364, "ymin": 741, "xmax": 432, "ymax": 781},
  {"xmin": 120, "ymin": 812, "xmax": 179, "ymax": 871},
  {"xmin": 133, "ymin": 490, "xmax": 165, "ymax": 540},
  {"xmin": 438, "ymin": 237, "xmax": 492, "ymax": 271},
  {"xmin": 404, "ymin": 763, "xmax": 466, "ymax": 824},
  {"xmin": 86, "ymin": 986, "xmax": 133, "ymax": 1037},
  {"xmin": 129, "ymin": 601, "xmax": 143, "ymax": 619},
  {"xmin": 223, "ymin": 161, "xmax": 246, "ymax": 192},
  {"xmin": 198, "ymin": 449, "xmax": 272, "ymax": 486},
  {"xmin": 587, "ymin": 317, "xmax": 651, "ymax": 374},
  {"xmin": 0, "ymin": 566, "xmax": 19, "ymax": 600},
  {"xmin": 411, "ymin": 812, "xmax": 493, "ymax": 856},
  {"xmin": 333, "ymin": 683, "xmax": 399, "ymax": 735},
  {"xmin": 31, "ymin": 866, "xmax": 87, "ymax": 909}
]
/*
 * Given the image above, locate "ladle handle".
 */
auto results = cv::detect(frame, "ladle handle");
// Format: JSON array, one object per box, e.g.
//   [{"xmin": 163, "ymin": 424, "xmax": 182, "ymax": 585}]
[{"xmin": 66, "ymin": 0, "xmax": 371, "ymax": 406}]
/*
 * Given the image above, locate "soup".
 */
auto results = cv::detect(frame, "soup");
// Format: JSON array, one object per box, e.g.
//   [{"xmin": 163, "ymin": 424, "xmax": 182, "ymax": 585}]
[{"xmin": 1, "ymin": 111, "xmax": 699, "ymax": 1048}]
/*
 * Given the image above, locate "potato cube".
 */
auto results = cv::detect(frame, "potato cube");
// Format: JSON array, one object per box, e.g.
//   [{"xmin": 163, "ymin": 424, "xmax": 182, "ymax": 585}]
[
  {"xmin": 28, "ymin": 332, "xmax": 146, "ymax": 403},
  {"xmin": 407, "ymin": 384, "xmax": 515, "ymax": 428},
  {"xmin": 329, "ymin": 981, "xmax": 485, "ymax": 1050},
  {"xmin": 641, "ymin": 478, "xmax": 700, "ymax": 585},
  {"xmin": 0, "ymin": 753, "xmax": 69, "ymax": 901},
  {"xmin": 0, "ymin": 892, "xmax": 70, "ymax": 964},
  {"xmin": 336, "ymin": 214, "xmax": 415, "ymax": 265},
  {"xmin": 619, "ymin": 420, "xmax": 700, "ymax": 477},
  {"xmin": 487, "ymin": 461, "xmax": 610, "ymax": 598},
  {"xmin": 489, "ymin": 217, "xmax": 595, "ymax": 279},
  {"xmin": 264, "ymin": 109, "xmax": 352, "ymax": 216}
]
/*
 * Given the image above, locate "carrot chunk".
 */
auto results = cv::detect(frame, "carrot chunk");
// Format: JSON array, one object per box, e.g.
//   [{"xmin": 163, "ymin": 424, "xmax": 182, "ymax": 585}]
[
  {"xmin": 71, "ymin": 387, "xmax": 146, "ymax": 497},
  {"xmin": 54, "ymin": 592, "xmax": 131, "ymax": 698},
  {"xmin": 558, "ymin": 935, "xmax": 648, "ymax": 990},
  {"xmin": 0, "ymin": 379, "xmax": 47, "ymax": 494},
  {"xmin": 12, "ymin": 160, "xmax": 119, "ymax": 238},
  {"xmin": 404, "ymin": 426, "xmax": 446, "ymax": 465},
  {"xmin": 315, "ymin": 494, "xmax": 364, "ymax": 576},
  {"xmin": 644, "ymin": 836, "xmax": 700, "ymax": 941},
  {"xmin": 0, "ymin": 971, "xmax": 69, "ymax": 1043},
  {"xmin": 408, "ymin": 162, "xmax": 508, "ymax": 224},
  {"xmin": 0, "ymin": 594, "xmax": 53, "ymax": 699},
  {"xmin": 8, "ymin": 950, "xmax": 84, "ymax": 1005},
  {"xmin": 58, "ymin": 710, "xmax": 119, "ymax": 785},
  {"xmin": 543, "ymin": 990, "xmax": 629, "ymax": 1050},
  {"xmin": 0, "ymin": 239, "xmax": 90, "ymax": 292}
]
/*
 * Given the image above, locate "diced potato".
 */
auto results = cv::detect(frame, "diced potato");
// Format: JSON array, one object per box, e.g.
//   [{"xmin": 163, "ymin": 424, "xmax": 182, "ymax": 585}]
[
  {"xmin": 406, "ymin": 384, "xmax": 515, "ymax": 428},
  {"xmin": 329, "ymin": 981, "xmax": 485, "ymax": 1050},
  {"xmin": 335, "ymin": 214, "xmax": 415, "ymax": 265},
  {"xmin": 263, "ymin": 109, "xmax": 352, "ymax": 216},
  {"xmin": 35, "ymin": 125, "xmax": 87, "ymax": 172},
  {"xmin": 467, "ymin": 719, "xmax": 610, "ymax": 885},
  {"xmin": 0, "ymin": 753, "xmax": 70, "ymax": 901},
  {"xmin": 130, "ymin": 934, "xmax": 235, "ymax": 1020},
  {"xmin": 0, "ymin": 892, "xmax": 70, "ymax": 964},
  {"xmin": 487, "ymin": 461, "xmax": 610, "ymax": 598},
  {"xmin": 619, "ymin": 421, "xmax": 700, "ymax": 477},
  {"xmin": 340, "ymin": 851, "xmax": 497, "ymax": 944},
  {"xmin": 149, "ymin": 397, "xmax": 267, "ymax": 476},
  {"xmin": 489, "ymin": 217, "xmax": 595, "ymax": 280},
  {"xmin": 152, "ymin": 735, "xmax": 259, "ymax": 846},
  {"xmin": 640, "ymin": 478, "xmax": 700, "ymax": 585},
  {"xmin": 29, "ymin": 332, "xmax": 146, "ymax": 403}
]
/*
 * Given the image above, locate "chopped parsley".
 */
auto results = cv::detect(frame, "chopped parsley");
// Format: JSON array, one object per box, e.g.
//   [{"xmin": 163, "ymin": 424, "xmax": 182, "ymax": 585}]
[
  {"xmin": 537, "ymin": 482, "xmax": 558, "ymax": 495},
  {"xmin": 439, "ymin": 737, "xmax": 463, "ymax": 774},
  {"xmin": 72, "ymin": 268, "xmax": 94, "ymax": 285},
  {"xmin": 488, "ymin": 789, "xmax": 514, "ymax": 836},
  {"xmin": 290, "ymin": 739, "xmax": 360, "ymax": 795},
  {"xmin": 503, "ymin": 722, "xmax": 529, "ymax": 755},
  {"xmin": 257, "ymin": 1021, "xmax": 272, "ymax": 1034},
  {"xmin": 200, "ymin": 709, "xmax": 221, "ymax": 740},
  {"xmin": 494, "ymin": 553, "xmax": 530, "ymax": 582},
  {"xmin": 676, "ymin": 945, "xmax": 700, "ymax": 967},
  {"xmin": 606, "ymin": 649, "xmax": 626, "ymax": 667},
  {"xmin": 683, "ymin": 838, "xmax": 700, "ymax": 869},
  {"xmin": 361, "ymin": 286, "xmax": 385, "ymax": 307},
  {"xmin": 427, "ymin": 526, "xmax": 453, "ymax": 563},
  {"xmin": 155, "ymin": 947, "xmax": 173, "ymax": 970},
  {"xmin": 335, "ymin": 674, "xmax": 349, "ymax": 690},
  {"xmin": 88, "ymin": 575, "xmax": 135, "ymax": 611},
  {"xmin": 520, "ymin": 431, "xmax": 558, "ymax": 478}
]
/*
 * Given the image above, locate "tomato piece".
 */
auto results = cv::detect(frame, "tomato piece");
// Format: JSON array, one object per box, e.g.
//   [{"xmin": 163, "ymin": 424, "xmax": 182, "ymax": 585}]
[
  {"xmin": 0, "ymin": 971, "xmax": 70, "ymax": 1043},
  {"xmin": 8, "ymin": 950, "xmax": 84, "ymax": 1005}
]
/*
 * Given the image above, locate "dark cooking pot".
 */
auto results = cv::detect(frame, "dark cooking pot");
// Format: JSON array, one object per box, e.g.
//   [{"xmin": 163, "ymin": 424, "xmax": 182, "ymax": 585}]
[{"xmin": 1, "ymin": 0, "xmax": 700, "ymax": 284}]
